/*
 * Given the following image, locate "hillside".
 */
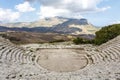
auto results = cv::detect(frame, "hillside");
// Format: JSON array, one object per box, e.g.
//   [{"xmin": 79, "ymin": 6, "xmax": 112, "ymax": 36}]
[
  {"xmin": 0, "ymin": 31, "xmax": 95, "ymax": 44},
  {"xmin": 0, "ymin": 32, "xmax": 71, "ymax": 44},
  {"xmin": 94, "ymin": 24, "xmax": 120, "ymax": 45},
  {"xmin": 0, "ymin": 17, "xmax": 99, "ymax": 35},
  {"xmin": 51, "ymin": 19, "xmax": 97, "ymax": 35}
]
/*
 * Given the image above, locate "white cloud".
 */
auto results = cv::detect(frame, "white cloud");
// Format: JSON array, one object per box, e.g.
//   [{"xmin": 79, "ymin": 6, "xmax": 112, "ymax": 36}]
[
  {"xmin": 0, "ymin": 8, "xmax": 20, "ymax": 22},
  {"xmin": 96, "ymin": 6, "xmax": 111, "ymax": 12},
  {"xmin": 111, "ymin": 21, "xmax": 120, "ymax": 24},
  {"xmin": 38, "ymin": 6, "xmax": 84, "ymax": 19},
  {"xmin": 35, "ymin": 0, "xmax": 110, "ymax": 18},
  {"xmin": 38, "ymin": 6, "xmax": 69, "ymax": 18},
  {"xmin": 15, "ymin": 1, "xmax": 35, "ymax": 12}
]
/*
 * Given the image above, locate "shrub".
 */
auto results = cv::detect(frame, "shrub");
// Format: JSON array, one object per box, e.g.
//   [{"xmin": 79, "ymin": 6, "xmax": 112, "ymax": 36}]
[
  {"xmin": 73, "ymin": 37, "xmax": 83, "ymax": 44},
  {"xmin": 73, "ymin": 24, "xmax": 120, "ymax": 45},
  {"xmin": 49, "ymin": 39, "xmax": 65, "ymax": 43},
  {"xmin": 73, "ymin": 37, "xmax": 94, "ymax": 45},
  {"xmin": 94, "ymin": 24, "xmax": 120, "ymax": 45}
]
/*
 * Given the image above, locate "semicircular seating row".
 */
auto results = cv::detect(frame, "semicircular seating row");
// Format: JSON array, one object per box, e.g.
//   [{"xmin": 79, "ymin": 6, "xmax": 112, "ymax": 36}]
[
  {"xmin": 86, "ymin": 36, "xmax": 120, "ymax": 64},
  {"xmin": 0, "ymin": 37, "xmax": 36, "ymax": 64},
  {"xmin": 0, "ymin": 36, "xmax": 120, "ymax": 65}
]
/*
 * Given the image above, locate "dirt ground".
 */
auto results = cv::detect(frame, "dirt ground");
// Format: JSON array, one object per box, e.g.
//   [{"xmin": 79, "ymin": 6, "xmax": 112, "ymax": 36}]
[{"xmin": 36, "ymin": 49, "xmax": 88, "ymax": 72}]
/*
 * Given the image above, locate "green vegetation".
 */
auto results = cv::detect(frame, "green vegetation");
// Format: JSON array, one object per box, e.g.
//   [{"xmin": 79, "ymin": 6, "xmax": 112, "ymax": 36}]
[
  {"xmin": 49, "ymin": 39, "xmax": 65, "ymax": 43},
  {"xmin": 94, "ymin": 24, "xmax": 120, "ymax": 45},
  {"xmin": 73, "ymin": 24, "xmax": 120, "ymax": 45},
  {"xmin": 73, "ymin": 37, "xmax": 94, "ymax": 45}
]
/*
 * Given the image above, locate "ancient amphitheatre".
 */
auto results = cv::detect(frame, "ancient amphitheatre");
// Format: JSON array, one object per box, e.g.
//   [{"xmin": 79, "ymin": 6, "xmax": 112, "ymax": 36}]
[{"xmin": 0, "ymin": 35, "xmax": 120, "ymax": 80}]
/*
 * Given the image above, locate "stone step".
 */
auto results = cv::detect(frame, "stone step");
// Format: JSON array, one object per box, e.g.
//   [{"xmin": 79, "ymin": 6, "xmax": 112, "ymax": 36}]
[
  {"xmin": 96, "ymin": 52, "xmax": 104, "ymax": 62},
  {"xmin": 2, "ymin": 46, "xmax": 16, "ymax": 61},
  {"xmin": 102, "ymin": 50, "xmax": 114, "ymax": 62},
  {"xmin": 26, "ymin": 53, "xmax": 33, "ymax": 63},
  {"xmin": 0, "ymin": 46, "xmax": 11, "ymax": 59},
  {"xmin": 6, "ymin": 47, "xmax": 19, "ymax": 62},
  {"xmin": 107, "ymin": 48, "xmax": 119, "ymax": 60},
  {"xmin": 98, "ymin": 52, "xmax": 108, "ymax": 62},
  {"xmin": 0, "ymin": 42, "xmax": 15, "ymax": 48},
  {"xmin": 16, "ymin": 50, "xmax": 24, "ymax": 63},
  {"xmin": 113, "ymin": 46, "xmax": 120, "ymax": 52},
  {"xmin": 108, "ymin": 48, "xmax": 120, "ymax": 61},
  {"xmin": 22, "ymin": 55, "xmax": 27, "ymax": 63},
  {"xmin": 23, "ymin": 52, "xmax": 33, "ymax": 64},
  {"xmin": 91, "ymin": 53, "xmax": 100, "ymax": 63},
  {"xmin": 12, "ymin": 49, "xmax": 23, "ymax": 63},
  {"xmin": 92, "ymin": 55, "xmax": 99, "ymax": 63},
  {"xmin": 99, "ymin": 41, "xmax": 120, "ymax": 50},
  {"xmin": 0, "ymin": 45, "xmax": 6, "ymax": 50},
  {"xmin": 113, "ymin": 47, "xmax": 120, "ymax": 60},
  {"xmin": 19, "ymin": 52, "xmax": 24, "ymax": 63}
]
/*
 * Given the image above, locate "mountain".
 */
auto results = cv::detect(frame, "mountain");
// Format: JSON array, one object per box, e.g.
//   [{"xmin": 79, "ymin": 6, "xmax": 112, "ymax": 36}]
[
  {"xmin": 51, "ymin": 18, "xmax": 98, "ymax": 35},
  {"xmin": 0, "ymin": 26, "xmax": 50, "ymax": 33},
  {"xmin": 0, "ymin": 26, "xmax": 10, "ymax": 32},
  {"xmin": 0, "ymin": 17, "xmax": 99, "ymax": 35}
]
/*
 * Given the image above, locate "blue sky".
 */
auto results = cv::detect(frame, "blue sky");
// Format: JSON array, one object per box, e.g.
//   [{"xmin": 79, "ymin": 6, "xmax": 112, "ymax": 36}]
[{"xmin": 0, "ymin": 0, "xmax": 120, "ymax": 27}]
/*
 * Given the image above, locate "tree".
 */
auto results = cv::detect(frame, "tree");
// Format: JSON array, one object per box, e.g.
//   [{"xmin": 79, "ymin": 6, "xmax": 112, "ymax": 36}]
[{"xmin": 94, "ymin": 24, "xmax": 120, "ymax": 45}]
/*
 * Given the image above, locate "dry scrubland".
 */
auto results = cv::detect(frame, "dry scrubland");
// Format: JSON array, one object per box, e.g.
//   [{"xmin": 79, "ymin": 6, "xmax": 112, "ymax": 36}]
[
  {"xmin": 0, "ymin": 36, "xmax": 120, "ymax": 80},
  {"xmin": 0, "ymin": 32, "xmax": 72, "ymax": 44},
  {"xmin": 0, "ymin": 32, "xmax": 94, "ymax": 44}
]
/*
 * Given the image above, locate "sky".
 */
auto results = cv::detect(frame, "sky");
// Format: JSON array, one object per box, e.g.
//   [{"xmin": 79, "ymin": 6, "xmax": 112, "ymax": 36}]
[{"xmin": 0, "ymin": 0, "xmax": 120, "ymax": 27}]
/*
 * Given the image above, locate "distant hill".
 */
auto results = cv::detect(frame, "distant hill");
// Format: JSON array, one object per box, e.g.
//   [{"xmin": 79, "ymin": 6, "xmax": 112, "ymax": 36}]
[{"xmin": 0, "ymin": 17, "xmax": 99, "ymax": 35}]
